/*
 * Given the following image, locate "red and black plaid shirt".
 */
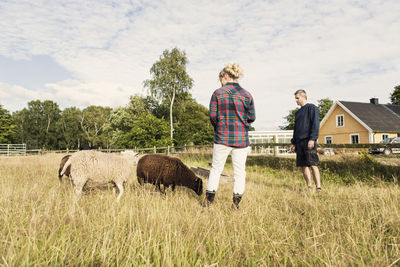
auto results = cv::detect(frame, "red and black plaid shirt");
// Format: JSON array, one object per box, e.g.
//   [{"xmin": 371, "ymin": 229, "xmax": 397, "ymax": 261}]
[{"xmin": 209, "ymin": 82, "xmax": 256, "ymax": 148}]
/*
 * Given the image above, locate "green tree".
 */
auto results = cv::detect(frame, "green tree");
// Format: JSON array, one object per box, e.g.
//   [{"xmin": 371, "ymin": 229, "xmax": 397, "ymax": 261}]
[
  {"xmin": 12, "ymin": 108, "xmax": 30, "ymax": 145},
  {"xmin": 108, "ymin": 95, "xmax": 151, "ymax": 134},
  {"xmin": 42, "ymin": 100, "xmax": 61, "ymax": 148},
  {"xmin": 110, "ymin": 113, "xmax": 171, "ymax": 149},
  {"xmin": 390, "ymin": 85, "xmax": 400, "ymax": 105},
  {"xmin": 109, "ymin": 95, "xmax": 171, "ymax": 149},
  {"xmin": 12, "ymin": 100, "xmax": 61, "ymax": 149},
  {"xmin": 113, "ymin": 113, "xmax": 171, "ymax": 149},
  {"xmin": 280, "ymin": 107, "xmax": 299, "ymax": 130},
  {"xmin": 0, "ymin": 105, "xmax": 17, "ymax": 143},
  {"xmin": 79, "ymin": 106, "xmax": 112, "ymax": 148},
  {"xmin": 173, "ymin": 100, "xmax": 214, "ymax": 146},
  {"xmin": 144, "ymin": 47, "xmax": 194, "ymax": 144},
  {"xmin": 57, "ymin": 107, "xmax": 83, "ymax": 149},
  {"xmin": 317, "ymin": 98, "xmax": 333, "ymax": 121}
]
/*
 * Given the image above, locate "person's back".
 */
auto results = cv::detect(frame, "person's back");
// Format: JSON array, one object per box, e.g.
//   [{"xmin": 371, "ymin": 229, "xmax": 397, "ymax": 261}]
[{"xmin": 210, "ymin": 82, "xmax": 255, "ymax": 148}]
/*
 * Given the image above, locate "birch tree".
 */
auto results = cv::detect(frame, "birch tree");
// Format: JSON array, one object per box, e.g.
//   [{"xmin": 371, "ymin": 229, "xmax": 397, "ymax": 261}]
[{"xmin": 144, "ymin": 48, "xmax": 193, "ymax": 143}]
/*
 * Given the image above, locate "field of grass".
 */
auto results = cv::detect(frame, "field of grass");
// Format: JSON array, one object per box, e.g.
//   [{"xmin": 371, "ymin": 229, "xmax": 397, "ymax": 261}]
[{"xmin": 0, "ymin": 153, "xmax": 399, "ymax": 266}]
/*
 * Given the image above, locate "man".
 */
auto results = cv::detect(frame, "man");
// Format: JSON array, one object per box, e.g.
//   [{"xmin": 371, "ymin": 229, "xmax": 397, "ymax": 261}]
[{"xmin": 289, "ymin": 89, "xmax": 321, "ymax": 191}]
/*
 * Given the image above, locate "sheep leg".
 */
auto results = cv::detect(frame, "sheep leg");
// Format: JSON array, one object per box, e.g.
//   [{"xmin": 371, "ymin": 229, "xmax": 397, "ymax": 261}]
[
  {"xmin": 156, "ymin": 181, "xmax": 166, "ymax": 195},
  {"xmin": 74, "ymin": 182, "xmax": 85, "ymax": 201},
  {"xmin": 156, "ymin": 181, "xmax": 161, "ymax": 192},
  {"xmin": 115, "ymin": 182, "xmax": 124, "ymax": 202}
]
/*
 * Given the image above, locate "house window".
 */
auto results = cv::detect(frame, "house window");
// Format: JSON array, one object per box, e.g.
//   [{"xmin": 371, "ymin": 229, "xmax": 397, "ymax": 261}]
[
  {"xmin": 350, "ymin": 134, "xmax": 359, "ymax": 144},
  {"xmin": 336, "ymin": 115, "xmax": 344, "ymax": 127},
  {"xmin": 325, "ymin": 136, "xmax": 332, "ymax": 144},
  {"xmin": 382, "ymin": 134, "xmax": 389, "ymax": 141}
]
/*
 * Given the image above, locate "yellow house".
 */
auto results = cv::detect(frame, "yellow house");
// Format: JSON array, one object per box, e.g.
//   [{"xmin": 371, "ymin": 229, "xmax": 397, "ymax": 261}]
[{"xmin": 319, "ymin": 98, "xmax": 400, "ymax": 144}]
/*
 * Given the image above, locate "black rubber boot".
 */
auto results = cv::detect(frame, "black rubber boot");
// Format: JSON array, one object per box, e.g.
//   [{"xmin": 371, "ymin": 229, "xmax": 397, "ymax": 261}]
[
  {"xmin": 203, "ymin": 191, "xmax": 216, "ymax": 207},
  {"xmin": 232, "ymin": 193, "xmax": 242, "ymax": 209}
]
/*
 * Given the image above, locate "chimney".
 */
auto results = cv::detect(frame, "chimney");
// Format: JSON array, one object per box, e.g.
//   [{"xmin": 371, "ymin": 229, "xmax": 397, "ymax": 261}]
[{"xmin": 370, "ymin": 98, "xmax": 379, "ymax": 105}]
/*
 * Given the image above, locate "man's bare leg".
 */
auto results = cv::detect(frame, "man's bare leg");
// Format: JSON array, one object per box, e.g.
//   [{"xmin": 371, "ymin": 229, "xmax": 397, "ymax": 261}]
[
  {"xmin": 310, "ymin": 165, "xmax": 321, "ymax": 189},
  {"xmin": 301, "ymin": 166, "xmax": 313, "ymax": 188}
]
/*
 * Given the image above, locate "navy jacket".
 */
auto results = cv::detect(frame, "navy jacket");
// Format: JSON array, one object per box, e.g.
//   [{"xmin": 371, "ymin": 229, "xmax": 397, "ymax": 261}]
[{"xmin": 291, "ymin": 103, "xmax": 320, "ymax": 144}]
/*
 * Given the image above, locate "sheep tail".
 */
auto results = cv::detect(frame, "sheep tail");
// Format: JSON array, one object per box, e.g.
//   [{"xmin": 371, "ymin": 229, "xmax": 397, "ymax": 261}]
[{"xmin": 60, "ymin": 158, "xmax": 72, "ymax": 177}]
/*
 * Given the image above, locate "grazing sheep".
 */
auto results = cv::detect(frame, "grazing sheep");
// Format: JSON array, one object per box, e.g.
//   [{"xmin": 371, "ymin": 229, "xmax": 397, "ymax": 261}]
[
  {"xmin": 60, "ymin": 150, "xmax": 139, "ymax": 201},
  {"xmin": 136, "ymin": 154, "xmax": 203, "ymax": 195},
  {"xmin": 58, "ymin": 155, "xmax": 71, "ymax": 182}
]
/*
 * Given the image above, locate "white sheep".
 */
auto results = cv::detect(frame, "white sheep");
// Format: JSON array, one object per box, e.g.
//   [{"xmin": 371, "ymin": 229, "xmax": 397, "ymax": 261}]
[{"xmin": 60, "ymin": 150, "xmax": 139, "ymax": 201}]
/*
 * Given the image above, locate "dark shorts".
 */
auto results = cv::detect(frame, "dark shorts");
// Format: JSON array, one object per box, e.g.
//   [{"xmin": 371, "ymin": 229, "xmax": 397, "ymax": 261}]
[{"xmin": 295, "ymin": 139, "xmax": 319, "ymax": 167}]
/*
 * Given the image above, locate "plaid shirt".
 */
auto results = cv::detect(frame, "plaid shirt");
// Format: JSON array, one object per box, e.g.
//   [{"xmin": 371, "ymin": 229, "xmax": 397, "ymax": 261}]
[{"xmin": 209, "ymin": 82, "xmax": 256, "ymax": 148}]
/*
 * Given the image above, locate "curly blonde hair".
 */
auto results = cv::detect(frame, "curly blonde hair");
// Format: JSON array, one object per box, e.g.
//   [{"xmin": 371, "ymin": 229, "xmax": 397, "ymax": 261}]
[{"xmin": 219, "ymin": 63, "xmax": 243, "ymax": 80}]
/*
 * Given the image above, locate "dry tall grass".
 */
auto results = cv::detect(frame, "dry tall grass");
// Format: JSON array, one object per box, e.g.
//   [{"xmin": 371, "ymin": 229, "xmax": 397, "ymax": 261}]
[{"xmin": 0, "ymin": 153, "xmax": 399, "ymax": 266}]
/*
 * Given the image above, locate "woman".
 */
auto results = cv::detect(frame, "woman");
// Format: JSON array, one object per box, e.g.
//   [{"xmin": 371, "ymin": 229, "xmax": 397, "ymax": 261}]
[{"xmin": 206, "ymin": 63, "xmax": 256, "ymax": 209}]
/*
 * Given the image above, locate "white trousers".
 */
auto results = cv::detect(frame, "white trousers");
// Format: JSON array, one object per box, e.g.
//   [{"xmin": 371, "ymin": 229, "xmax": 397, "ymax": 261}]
[{"xmin": 206, "ymin": 143, "xmax": 250, "ymax": 195}]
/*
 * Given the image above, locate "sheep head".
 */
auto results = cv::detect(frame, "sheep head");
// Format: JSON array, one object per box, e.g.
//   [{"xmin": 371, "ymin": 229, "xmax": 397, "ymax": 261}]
[
  {"xmin": 195, "ymin": 177, "xmax": 203, "ymax": 196},
  {"xmin": 121, "ymin": 150, "xmax": 140, "ymax": 165}
]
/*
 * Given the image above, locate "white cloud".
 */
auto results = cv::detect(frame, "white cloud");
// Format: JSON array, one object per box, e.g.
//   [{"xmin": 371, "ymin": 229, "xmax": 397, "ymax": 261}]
[
  {"xmin": 0, "ymin": 0, "xmax": 399, "ymax": 129},
  {"xmin": 45, "ymin": 79, "xmax": 139, "ymax": 109},
  {"xmin": 0, "ymin": 80, "xmax": 139, "ymax": 111},
  {"xmin": 0, "ymin": 82, "xmax": 53, "ymax": 111}
]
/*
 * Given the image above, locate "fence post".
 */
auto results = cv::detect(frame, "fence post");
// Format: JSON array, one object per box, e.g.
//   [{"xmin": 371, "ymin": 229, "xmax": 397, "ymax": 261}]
[
  {"xmin": 167, "ymin": 145, "xmax": 170, "ymax": 155},
  {"xmin": 273, "ymin": 136, "xmax": 277, "ymax": 156},
  {"xmin": 154, "ymin": 146, "xmax": 156, "ymax": 154}
]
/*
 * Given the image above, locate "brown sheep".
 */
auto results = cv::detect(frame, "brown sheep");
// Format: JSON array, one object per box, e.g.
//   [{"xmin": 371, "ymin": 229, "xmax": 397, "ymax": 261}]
[
  {"xmin": 136, "ymin": 154, "xmax": 203, "ymax": 195},
  {"xmin": 58, "ymin": 155, "xmax": 71, "ymax": 182}
]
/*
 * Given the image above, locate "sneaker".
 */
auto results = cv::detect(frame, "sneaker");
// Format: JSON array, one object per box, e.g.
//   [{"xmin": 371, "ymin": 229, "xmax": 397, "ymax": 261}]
[{"xmin": 316, "ymin": 187, "xmax": 322, "ymax": 193}]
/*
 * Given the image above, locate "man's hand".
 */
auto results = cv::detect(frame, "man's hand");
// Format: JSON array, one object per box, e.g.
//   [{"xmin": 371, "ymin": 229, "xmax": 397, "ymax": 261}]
[
  {"xmin": 308, "ymin": 140, "xmax": 315, "ymax": 150},
  {"xmin": 289, "ymin": 144, "xmax": 295, "ymax": 153}
]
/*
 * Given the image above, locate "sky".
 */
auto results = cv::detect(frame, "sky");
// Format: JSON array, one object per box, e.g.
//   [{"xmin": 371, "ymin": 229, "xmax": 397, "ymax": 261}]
[{"xmin": 0, "ymin": 0, "xmax": 399, "ymax": 130}]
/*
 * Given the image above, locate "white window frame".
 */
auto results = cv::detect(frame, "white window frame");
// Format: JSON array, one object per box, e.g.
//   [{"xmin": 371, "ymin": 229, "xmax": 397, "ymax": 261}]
[
  {"xmin": 336, "ymin": 114, "xmax": 344, "ymax": 127},
  {"xmin": 350, "ymin": 134, "xmax": 360, "ymax": 144},
  {"xmin": 325, "ymin": 136, "xmax": 333, "ymax": 144},
  {"xmin": 382, "ymin": 134, "xmax": 389, "ymax": 141}
]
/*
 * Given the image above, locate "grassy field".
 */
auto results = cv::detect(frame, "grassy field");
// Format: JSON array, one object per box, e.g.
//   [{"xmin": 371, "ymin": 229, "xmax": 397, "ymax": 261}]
[{"xmin": 0, "ymin": 153, "xmax": 399, "ymax": 266}]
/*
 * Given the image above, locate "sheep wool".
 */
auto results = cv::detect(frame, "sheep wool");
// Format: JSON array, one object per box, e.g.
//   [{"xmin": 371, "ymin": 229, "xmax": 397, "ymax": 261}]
[
  {"xmin": 137, "ymin": 154, "xmax": 203, "ymax": 195},
  {"xmin": 60, "ymin": 150, "xmax": 139, "ymax": 201}
]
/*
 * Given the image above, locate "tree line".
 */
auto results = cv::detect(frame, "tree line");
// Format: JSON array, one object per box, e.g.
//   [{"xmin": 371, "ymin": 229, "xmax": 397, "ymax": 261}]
[
  {"xmin": 0, "ymin": 48, "xmax": 215, "ymax": 149},
  {"xmin": 0, "ymin": 95, "xmax": 215, "ymax": 150}
]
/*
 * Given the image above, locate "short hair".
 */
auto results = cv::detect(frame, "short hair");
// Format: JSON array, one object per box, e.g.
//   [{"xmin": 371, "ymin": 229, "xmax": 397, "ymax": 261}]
[
  {"xmin": 294, "ymin": 89, "xmax": 307, "ymax": 99},
  {"xmin": 219, "ymin": 63, "xmax": 243, "ymax": 79}
]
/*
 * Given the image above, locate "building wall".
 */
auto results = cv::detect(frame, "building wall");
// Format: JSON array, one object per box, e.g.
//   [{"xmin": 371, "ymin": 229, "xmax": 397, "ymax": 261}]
[
  {"xmin": 373, "ymin": 132, "xmax": 398, "ymax": 143},
  {"xmin": 248, "ymin": 130, "xmax": 293, "ymax": 155},
  {"xmin": 248, "ymin": 130, "xmax": 294, "ymax": 144},
  {"xmin": 318, "ymin": 105, "xmax": 370, "ymax": 144}
]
